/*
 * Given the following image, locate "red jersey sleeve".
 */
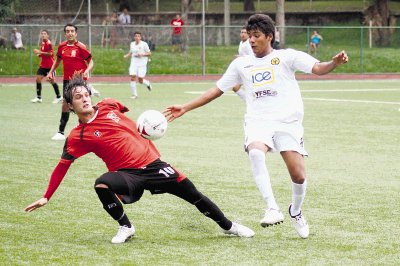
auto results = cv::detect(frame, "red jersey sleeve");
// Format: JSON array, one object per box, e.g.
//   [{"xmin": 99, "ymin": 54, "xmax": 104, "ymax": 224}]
[
  {"xmin": 43, "ymin": 159, "xmax": 72, "ymax": 200},
  {"xmin": 76, "ymin": 41, "xmax": 92, "ymax": 62}
]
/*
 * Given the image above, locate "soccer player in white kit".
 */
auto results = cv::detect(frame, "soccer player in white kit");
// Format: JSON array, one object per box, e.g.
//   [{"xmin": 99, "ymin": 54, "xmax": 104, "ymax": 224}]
[
  {"xmin": 164, "ymin": 14, "xmax": 348, "ymax": 239},
  {"xmin": 232, "ymin": 26, "xmax": 253, "ymax": 101},
  {"xmin": 124, "ymin": 32, "xmax": 152, "ymax": 99}
]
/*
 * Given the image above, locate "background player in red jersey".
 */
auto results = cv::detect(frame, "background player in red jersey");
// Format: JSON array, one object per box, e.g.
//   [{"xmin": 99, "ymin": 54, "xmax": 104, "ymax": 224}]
[
  {"xmin": 31, "ymin": 30, "xmax": 62, "ymax": 104},
  {"xmin": 170, "ymin": 14, "xmax": 184, "ymax": 52},
  {"xmin": 46, "ymin": 23, "xmax": 99, "ymax": 141},
  {"xmin": 25, "ymin": 76, "xmax": 255, "ymax": 244}
]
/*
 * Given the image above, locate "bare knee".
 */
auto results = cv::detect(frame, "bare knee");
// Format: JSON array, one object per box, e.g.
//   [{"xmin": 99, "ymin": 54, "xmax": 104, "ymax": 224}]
[
  {"xmin": 290, "ymin": 169, "xmax": 306, "ymax": 184},
  {"xmin": 138, "ymin": 78, "xmax": 144, "ymax": 83},
  {"xmin": 95, "ymin": 183, "xmax": 109, "ymax": 189}
]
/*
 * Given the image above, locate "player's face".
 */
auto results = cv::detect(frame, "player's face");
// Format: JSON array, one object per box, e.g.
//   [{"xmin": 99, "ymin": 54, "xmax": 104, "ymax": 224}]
[
  {"xmin": 240, "ymin": 30, "xmax": 249, "ymax": 41},
  {"xmin": 41, "ymin": 31, "xmax": 49, "ymax": 41},
  {"xmin": 134, "ymin": 34, "xmax": 141, "ymax": 43},
  {"xmin": 64, "ymin": 26, "xmax": 77, "ymax": 43},
  {"xmin": 70, "ymin": 86, "xmax": 92, "ymax": 115},
  {"xmin": 248, "ymin": 30, "xmax": 273, "ymax": 58}
]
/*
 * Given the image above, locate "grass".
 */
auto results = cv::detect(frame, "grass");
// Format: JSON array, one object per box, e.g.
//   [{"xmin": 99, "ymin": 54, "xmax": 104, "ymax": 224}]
[{"xmin": 0, "ymin": 79, "xmax": 399, "ymax": 265}]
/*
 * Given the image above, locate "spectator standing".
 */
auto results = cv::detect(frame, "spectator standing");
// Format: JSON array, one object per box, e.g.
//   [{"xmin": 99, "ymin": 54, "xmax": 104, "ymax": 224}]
[
  {"xmin": 11, "ymin": 28, "xmax": 24, "ymax": 50},
  {"xmin": 170, "ymin": 14, "xmax": 184, "ymax": 52},
  {"xmin": 102, "ymin": 12, "xmax": 118, "ymax": 48},
  {"xmin": 31, "ymin": 30, "xmax": 62, "ymax": 103},
  {"xmin": 118, "ymin": 7, "xmax": 131, "ymax": 25},
  {"xmin": 309, "ymin": 30, "xmax": 323, "ymax": 54},
  {"xmin": 123, "ymin": 32, "xmax": 152, "ymax": 99}
]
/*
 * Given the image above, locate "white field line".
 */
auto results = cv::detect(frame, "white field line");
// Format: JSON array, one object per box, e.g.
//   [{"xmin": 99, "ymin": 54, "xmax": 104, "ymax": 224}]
[{"xmin": 303, "ymin": 97, "xmax": 400, "ymax": 105}]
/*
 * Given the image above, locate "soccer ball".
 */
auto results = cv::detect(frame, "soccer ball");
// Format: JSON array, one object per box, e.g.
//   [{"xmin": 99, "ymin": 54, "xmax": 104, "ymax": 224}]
[{"xmin": 136, "ymin": 110, "xmax": 168, "ymax": 140}]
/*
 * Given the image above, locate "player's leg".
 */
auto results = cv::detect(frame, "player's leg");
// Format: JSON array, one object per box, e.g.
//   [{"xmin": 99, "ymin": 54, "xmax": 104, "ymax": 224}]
[
  {"xmin": 137, "ymin": 66, "xmax": 151, "ymax": 91},
  {"xmin": 44, "ymin": 69, "xmax": 62, "ymax": 103},
  {"xmin": 94, "ymin": 172, "xmax": 137, "ymax": 243},
  {"xmin": 165, "ymin": 178, "xmax": 254, "ymax": 237},
  {"xmin": 52, "ymin": 80, "xmax": 70, "ymax": 140},
  {"xmin": 281, "ymin": 151, "xmax": 309, "ymax": 238},
  {"xmin": 247, "ymin": 142, "xmax": 284, "ymax": 227},
  {"xmin": 129, "ymin": 65, "xmax": 138, "ymax": 98},
  {"xmin": 130, "ymin": 75, "xmax": 138, "ymax": 99},
  {"xmin": 31, "ymin": 73, "xmax": 44, "ymax": 103}
]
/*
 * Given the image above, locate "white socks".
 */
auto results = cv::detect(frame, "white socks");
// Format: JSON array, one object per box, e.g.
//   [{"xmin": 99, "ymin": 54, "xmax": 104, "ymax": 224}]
[
  {"xmin": 248, "ymin": 149, "xmax": 279, "ymax": 210},
  {"xmin": 142, "ymin": 79, "xmax": 150, "ymax": 87},
  {"xmin": 290, "ymin": 180, "xmax": 307, "ymax": 216},
  {"xmin": 235, "ymin": 88, "xmax": 246, "ymax": 102},
  {"xmin": 130, "ymin": 81, "xmax": 137, "ymax": 96}
]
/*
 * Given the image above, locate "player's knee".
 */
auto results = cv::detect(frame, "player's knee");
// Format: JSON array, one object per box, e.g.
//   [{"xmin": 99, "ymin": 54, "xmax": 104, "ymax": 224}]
[
  {"xmin": 290, "ymin": 171, "xmax": 306, "ymax": 184},
  {"xmin": 94, "ymin": 173, "xmax": 113, "ymax": 189},
  {"xmin": 248, "ymin": 149, "xmax": 265, "ymax": 163}
]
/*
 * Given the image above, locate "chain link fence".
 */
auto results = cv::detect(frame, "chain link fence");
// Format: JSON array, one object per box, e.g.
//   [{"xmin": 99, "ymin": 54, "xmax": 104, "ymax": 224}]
[{"xmin": 0, "ymin": 24, "xmax": 399, "ymax": 76}]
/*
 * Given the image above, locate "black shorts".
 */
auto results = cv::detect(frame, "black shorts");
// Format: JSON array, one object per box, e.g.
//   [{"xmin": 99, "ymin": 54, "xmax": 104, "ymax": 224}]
[
  {"xmin": 37, "ymin": 68, "xmax": 55, "ymax": 77},
  {"xmin": 97, "ymin": 159, "xmax": 187, "ymax": 204},
  {"xmin": 172, "ymin": 34, "xmax": 182, "ymax": 45}
]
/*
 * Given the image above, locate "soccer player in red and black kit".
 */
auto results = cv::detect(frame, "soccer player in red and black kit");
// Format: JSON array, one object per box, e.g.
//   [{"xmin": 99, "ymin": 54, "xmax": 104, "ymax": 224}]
[
  {"xmin": 25, "ymin": 76, "xmax": 255, "ymax": 244},
  {"xmin": 30, "ymin": 30, "xmax": 62, "ymax": 104},
  {"xmin": 46, "ymin": 23, "xmax": 99, "ymax": 141}
]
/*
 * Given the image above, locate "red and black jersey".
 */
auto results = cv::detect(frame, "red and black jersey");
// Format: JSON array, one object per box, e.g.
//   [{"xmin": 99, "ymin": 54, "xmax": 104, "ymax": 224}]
[
  {"xmin": 57, "ymin": 40, "xmax": 92, "ymax": 80},
  {"xmin": 39, "ymin": 39, "xmax": 54, "ymax": 69},
  {"xmin": 43, "ymin": 98, "xmax": 161, "ymax": 199}
]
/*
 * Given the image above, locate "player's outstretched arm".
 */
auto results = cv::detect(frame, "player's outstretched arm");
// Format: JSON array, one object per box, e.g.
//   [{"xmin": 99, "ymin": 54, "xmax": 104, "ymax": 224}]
[
  {"xmin": 163, "ymin": 86, "xmax": 223, "ymax": 122},
  {"xmin": 312, "ymin": 50, "xmax": 348, "ymax": 75},
  {"xmin": 24, "ymin": 197, "xmax": 48, "ymax": 212}
]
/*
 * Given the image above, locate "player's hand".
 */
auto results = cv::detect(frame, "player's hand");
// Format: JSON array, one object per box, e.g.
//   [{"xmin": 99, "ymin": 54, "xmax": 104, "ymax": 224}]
[
  {"xmin": 33, "ymin": 49, "xmax": 40, "ymax": 54},
  {"xmin": 82, "ymin": 70, "xmax": 90, "ymax": 79},
  {"xmin": 24, "ymin": 197, "xmax": 48, "ymax": 212},
  {"xmin": 332, "ymin": 50, "xmax": 348, "ymax": 66},
  {"xmin": 46, "ymin": 73, "xmax": 54, "ymax": 82},
  {"xmin": 163, "ymin": 105, "xmax": 185, "ymax": 122}
]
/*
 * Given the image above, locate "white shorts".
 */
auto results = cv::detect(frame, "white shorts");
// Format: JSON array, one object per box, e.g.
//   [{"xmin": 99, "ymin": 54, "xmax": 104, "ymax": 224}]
[
  {"xmin": 129, "ymin": 65, "xmax": 147, "ymax": 77},
  {"xmin": 244, "ymin": 118, "xmax": 308, "ymax": 155}
]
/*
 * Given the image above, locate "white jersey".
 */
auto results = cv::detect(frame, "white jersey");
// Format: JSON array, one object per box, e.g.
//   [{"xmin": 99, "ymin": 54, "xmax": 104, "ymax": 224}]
[
  {"xmin": 129, "ymin": 41, "xmax": 150, "ymax": 67},
  {"xmin": 238, "ymin": 39, "xmax": 252, "ymax": 56},
  {"xmin": 216, "ymin": 49, "xmax": 319, "ymax": 122}
]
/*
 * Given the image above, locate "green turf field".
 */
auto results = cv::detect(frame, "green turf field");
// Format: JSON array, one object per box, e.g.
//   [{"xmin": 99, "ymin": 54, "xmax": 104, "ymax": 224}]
[{"xmin": 0, "ymin": 80, "xmax": 399, "ymax": 265}]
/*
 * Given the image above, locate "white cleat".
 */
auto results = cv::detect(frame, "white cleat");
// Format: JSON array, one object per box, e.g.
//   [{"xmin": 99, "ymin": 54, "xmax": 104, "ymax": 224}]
[
  {"xmin": 111, "ymin": 225, "xmax": 135, "ymax": 244},
  {"xmin": 260, "ymin": 208, "xmax": 284, "ymax": 227},
  {"xmin": 88, "ymin": 84, "xmax": 101, "ymax": 97},
  {"xmin": 31, "ymin": 97, "xmax": 42, "ymax": 103},
  {"xmin": 147, "ymin": 83, "xmax": 152, "ymax": 91},
  {"xmin": 289, "ymin": 205, "xmax": 309, "ymax": 239},
  {"xmin": 51, "ymin": 132, "xmax": 66, "ymax": 141},
  {"xmin": 130, "ymin": 95, "xmax": 138, "ymax": 99},
  {"xmin": 52, "ymin": 97, "xmax": 63, "ymax": 104},
  {"xmin": 222, "ymin": 222, "xmax": 255, "ymax": 238}
]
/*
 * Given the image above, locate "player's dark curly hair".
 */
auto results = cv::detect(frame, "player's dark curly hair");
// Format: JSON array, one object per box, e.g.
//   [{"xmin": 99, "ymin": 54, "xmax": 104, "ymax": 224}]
[
  {"xmin": 246, "ymin": 14, "xmax": 275, "ymax": 45},
  {"xmin": 64, "ymin": 76, "xmax": 91, "ymax": 108}
]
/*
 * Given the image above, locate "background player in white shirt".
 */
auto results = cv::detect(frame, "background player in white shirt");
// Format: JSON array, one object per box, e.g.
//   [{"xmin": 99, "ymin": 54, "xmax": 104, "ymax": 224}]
[
  {"xmin": 232, "ymin": 26, "xmax": 252, "ymax": 102},
  {"xmin": 164, "ymin": 14, "xmax": 348, "ymax": 239},
  {"xmin": 124, "ymin": 32, "xmax": 152, "ymax": 99}
]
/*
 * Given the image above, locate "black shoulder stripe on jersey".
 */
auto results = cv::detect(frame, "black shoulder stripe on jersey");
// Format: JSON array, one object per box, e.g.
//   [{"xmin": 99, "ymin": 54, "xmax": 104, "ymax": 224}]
[
  {"xmin": 61, "ymin": 138, "xmax": 76, "ymax": 161},
  {"xmin": 80, "ymin": 126, "xmax": 85, "ymax": 141}
]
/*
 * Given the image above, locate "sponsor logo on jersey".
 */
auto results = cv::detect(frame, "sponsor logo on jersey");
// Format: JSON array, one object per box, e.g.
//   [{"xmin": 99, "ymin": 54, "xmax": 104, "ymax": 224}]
[
  {"xmin": 71, "ymin": 50, "xmax": 76, "ymax": 57},
  {"xmin": 107, "ymin": 111, "xmax": 121, "ymax": 123},
  {"xmin": 251, "ymin": 67, "xmax": 274, "ymax": 87},
  {"xmin": 253, "ymin": 89, "xmax": 278, "ymax": 99},
  {"xmin": 271, "ymin": 57, "xmax": 280, "ymax": 65}
]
